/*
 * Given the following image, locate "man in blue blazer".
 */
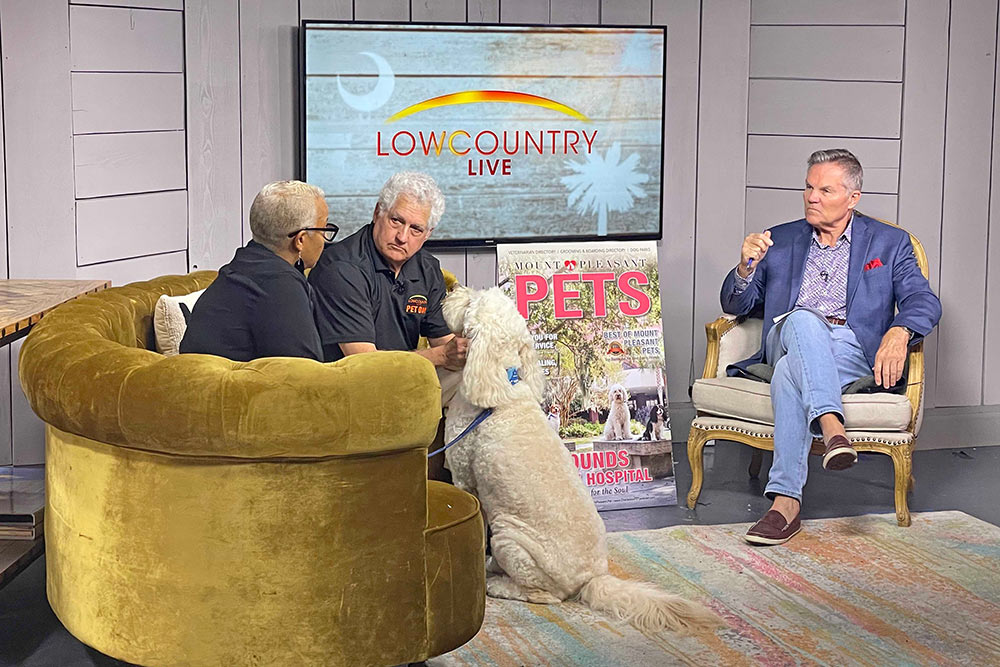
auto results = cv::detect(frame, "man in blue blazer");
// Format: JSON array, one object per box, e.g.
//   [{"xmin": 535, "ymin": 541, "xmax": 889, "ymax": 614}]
[{"xmin": 720, "ymin": 149, "xmax": 941, "ymax": 545}]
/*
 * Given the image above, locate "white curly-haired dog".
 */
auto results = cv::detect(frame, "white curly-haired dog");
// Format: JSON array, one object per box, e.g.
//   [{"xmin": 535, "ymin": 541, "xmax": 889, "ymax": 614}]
[
  {"xmin": 441, "ymin": 286, "xmax": 717, "ymax": 634},
  {"xmin": 602, "ymin": 383, "xmax": 632, "ymax": 440}
]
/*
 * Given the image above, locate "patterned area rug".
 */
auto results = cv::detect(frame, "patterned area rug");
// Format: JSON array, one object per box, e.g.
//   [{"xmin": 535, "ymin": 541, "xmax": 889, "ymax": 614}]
[{"xmin": 430, "ymin": 511, "xmax": 1000, "ymax": 666}]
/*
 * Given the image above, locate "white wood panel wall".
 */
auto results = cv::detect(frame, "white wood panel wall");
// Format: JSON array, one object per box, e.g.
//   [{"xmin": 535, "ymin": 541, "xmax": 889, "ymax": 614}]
[
  {"xmin": 897, "ymin": 0, "xmax": 949, "ymax": 409},
  {"xmin": 69, "ymin": 1, "xmax": 188, "ymax": 288},
  {"xmin": 185, "ymin": 0, "xmax": 243, "ymax": 271},
  {"xmin": 1, "ymin": 0, "xmax": 80, "ymax": 464},
  {"xmin": 4, "ymin": 0, "xmax": 1000, "ymax": 464},
  {"xmin": 239, "ymin": 0, "xmax": 299, "ymax": 243},
  {"xmin": 0, "ymin": 32, "xmax": 8, "ymax": 465},
  {"xmin": 935, "ymin": 0, "xmax": 998, "ymax": 407},
  {"xmin": 694, "ymin": 0, "xmax": 751, "ymax": 376},
  {"xmin": 986, "ymin": 19, "xmax": 1000, "ymax": 406},
  {"xmin": 72, "ymin": 73, "xmax": 184, "ymax": 134}
]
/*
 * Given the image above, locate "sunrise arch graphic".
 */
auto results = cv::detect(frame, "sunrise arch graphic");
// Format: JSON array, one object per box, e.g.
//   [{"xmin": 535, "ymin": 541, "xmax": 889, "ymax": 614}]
[{"xmin": 385, "ymin": 90, "xmax": 591, "ymax": 123}]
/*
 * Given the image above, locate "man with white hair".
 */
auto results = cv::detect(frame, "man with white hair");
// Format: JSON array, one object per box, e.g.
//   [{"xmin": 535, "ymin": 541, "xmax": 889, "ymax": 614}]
[
  {"xmin": 308, "ymin": 171, "xmax": 467, "ymax": 369},
  {"xmin": 309, "ymin": 172, "xmax": 468, "ymax": 481}
]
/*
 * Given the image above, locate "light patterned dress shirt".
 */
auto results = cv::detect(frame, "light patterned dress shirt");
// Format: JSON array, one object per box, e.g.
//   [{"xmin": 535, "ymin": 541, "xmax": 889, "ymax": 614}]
[{"xmin": 734, "ymin": 216, "xmax": 852, "ymax": 320}]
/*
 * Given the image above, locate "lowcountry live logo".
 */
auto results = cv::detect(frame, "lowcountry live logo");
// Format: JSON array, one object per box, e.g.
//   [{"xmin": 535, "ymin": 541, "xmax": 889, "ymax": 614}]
[
  {"xmin": 406, "ymin": 294, "xmax": 428, "ymax": 315},
  {"xmin": 375, "ymin": 90, "xmax": 597, "ymax": 177}
]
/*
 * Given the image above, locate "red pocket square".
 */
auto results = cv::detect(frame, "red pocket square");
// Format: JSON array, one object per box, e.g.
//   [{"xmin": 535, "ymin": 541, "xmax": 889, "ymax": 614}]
[{"xmin": 864, "ymin": 258, "xmax": 883, "ymax": 271}]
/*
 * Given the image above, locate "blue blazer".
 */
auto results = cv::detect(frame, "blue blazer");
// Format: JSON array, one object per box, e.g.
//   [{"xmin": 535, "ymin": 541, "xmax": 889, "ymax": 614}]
[{"xmin": 720, "ymin": 211, "xmax": 942, "ymax": 377}]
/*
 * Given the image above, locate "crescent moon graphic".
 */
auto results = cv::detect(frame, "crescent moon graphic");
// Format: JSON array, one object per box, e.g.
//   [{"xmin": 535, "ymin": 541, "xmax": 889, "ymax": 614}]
[{"xmin": 337, "ymin": 52, "xmax": 395, "ymax": 112}]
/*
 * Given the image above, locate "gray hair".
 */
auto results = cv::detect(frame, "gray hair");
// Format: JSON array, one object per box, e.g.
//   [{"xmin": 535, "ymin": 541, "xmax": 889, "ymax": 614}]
[
  {"xmin": 808, "ymin": 149, "xmax": 863, "ymax": 192},
  {"xmin": 249, "ymin": 180, "xmax": 326, "ymax": 251},
  {"xmin": 376, "ymin": 171, "xmax": 445, "ymax": 230}
]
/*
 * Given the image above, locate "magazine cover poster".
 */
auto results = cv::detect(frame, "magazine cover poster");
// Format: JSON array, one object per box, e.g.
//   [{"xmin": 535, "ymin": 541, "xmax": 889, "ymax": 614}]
[{"xmin": 498, "ymin": 241, "xmax": 676, "ymax": 511}]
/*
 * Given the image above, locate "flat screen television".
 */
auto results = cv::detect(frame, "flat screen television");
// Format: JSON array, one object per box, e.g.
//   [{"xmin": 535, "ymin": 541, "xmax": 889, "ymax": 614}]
[{"xmin": 301, "ymin": 21, "xmax": 665, "ymax": 247}]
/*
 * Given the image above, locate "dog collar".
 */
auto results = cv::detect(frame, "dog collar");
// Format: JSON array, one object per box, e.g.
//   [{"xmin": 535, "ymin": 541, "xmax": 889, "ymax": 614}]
[{"xmin": 506, "ymin": 367, "xmax": 520, "ymax": 385}]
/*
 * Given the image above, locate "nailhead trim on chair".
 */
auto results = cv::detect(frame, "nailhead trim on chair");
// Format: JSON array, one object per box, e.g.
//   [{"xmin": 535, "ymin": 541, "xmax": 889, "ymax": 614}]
[{"xmin": 690, "ymin": 418, "xmax": 913, "ymax": 446}]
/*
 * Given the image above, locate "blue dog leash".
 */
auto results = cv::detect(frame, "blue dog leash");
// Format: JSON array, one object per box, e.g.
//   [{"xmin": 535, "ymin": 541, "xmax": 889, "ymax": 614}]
[{"xmin": 427, "ymin": 367, "xmax": 520, "ymax": 459}]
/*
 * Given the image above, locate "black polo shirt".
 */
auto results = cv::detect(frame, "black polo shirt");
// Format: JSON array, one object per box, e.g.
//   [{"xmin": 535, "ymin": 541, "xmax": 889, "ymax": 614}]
[
  {"xmin": 308, "ymin": 223, "xmax": 452, "ymax": 362},
  {"xmin": 180, "ymin": 240, "xmax": 323, "ymax": 362}
]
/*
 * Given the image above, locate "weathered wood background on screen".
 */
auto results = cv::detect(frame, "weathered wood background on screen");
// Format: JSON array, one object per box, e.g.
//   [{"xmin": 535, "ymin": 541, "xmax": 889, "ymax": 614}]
[{"xmin": 305, "ymin": 25, "xmax": 663, "ymax": 241}]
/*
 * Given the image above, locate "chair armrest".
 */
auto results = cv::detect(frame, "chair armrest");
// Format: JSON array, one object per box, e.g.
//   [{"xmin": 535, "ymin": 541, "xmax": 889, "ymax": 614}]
[
  {"xmin": 702, "ymin": 316, "xmax": 740, "ymax": 379},
  {"xmin": 905, "ymin": 342, "xmax": 925, "ymax": 433},
  {"xmin": 703, "ymin": 315, "xmax": 763, "ymax": 379}
]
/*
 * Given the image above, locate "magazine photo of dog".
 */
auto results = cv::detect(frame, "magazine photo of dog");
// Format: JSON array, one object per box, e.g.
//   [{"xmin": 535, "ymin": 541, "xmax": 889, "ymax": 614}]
[
  {"xmin": 642, "ymin": 404, "xmax": 668, "ymax": 441},
  {"xmin": 441, "ymin": 286, "xmax": 717, "ymax": 634},
  {"xmin": 602, "ymin": 383, "xmax": 632, "ymax": 440}
]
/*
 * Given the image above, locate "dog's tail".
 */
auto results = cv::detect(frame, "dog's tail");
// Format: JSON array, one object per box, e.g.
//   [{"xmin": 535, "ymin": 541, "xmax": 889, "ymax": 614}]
[{"xmin": 578, "ymin": 574, "xmax": 719, "ymax": 634}]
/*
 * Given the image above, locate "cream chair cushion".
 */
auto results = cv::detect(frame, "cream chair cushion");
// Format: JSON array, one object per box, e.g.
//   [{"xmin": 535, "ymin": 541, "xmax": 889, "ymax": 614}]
[{"xmin": 692, "ymin": 376, "xmax": 912, "ymax": 431}]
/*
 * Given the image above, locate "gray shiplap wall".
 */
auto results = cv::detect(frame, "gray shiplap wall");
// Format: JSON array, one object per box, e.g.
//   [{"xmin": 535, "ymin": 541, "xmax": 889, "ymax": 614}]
[{"xmin": 1, "ymin": 0, "xmax": 999, "ymax": 464}]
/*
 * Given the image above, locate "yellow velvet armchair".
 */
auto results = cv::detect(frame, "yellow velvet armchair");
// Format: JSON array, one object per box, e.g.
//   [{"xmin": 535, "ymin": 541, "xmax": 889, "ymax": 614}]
[
  {"xmin": 18, "ymin": 272, "xmax": 485, "ymax": 666},
  {"xmin": 687, "ymin": 218, "xmax": 929, "ymax": 527}
]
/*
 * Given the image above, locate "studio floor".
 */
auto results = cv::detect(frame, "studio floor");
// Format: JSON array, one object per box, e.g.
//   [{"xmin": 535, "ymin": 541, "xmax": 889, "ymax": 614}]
[{"xmin": 1, "ymin": 441, "xmax": 997, "ymax": 667}]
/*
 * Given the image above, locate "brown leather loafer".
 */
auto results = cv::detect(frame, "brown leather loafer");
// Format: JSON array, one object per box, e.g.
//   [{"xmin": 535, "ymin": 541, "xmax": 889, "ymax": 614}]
[
  {"xmin": 823, "ymin": 434, "xmax": 857, "ymax": 471},
  {"xmin": 745, "ymin": 509, "xmax": 801, "ymax": 545}
]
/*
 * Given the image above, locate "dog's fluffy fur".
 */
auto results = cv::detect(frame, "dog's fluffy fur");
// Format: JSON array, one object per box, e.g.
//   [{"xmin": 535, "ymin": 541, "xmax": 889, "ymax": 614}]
[
  {"xmin": 642, "ymin": 404, "xmax": 667, "ymax": 441},
  {"xmin": 441, "ymin": 286, "xmax": 717, "ymax": 634},
  {"xmin": 602, "ymin": 383, "xmax": 632, "ymax": 441}
]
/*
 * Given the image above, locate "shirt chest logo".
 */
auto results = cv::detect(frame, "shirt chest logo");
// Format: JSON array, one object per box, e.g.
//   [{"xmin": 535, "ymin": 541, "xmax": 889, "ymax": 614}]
[{"xmin": 405, "ymin": 294, "xmax": 428, "ymax": 315}]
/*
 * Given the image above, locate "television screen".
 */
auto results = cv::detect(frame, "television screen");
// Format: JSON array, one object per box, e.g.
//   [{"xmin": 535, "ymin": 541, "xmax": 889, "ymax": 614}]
[{"xmin": 302, "ymin": 22, "xmax": 665, "ymax": 247}]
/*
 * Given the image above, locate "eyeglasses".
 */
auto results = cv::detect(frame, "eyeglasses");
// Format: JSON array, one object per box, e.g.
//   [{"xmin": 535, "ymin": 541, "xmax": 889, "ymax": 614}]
[{"xmin": 288, "ymin": 223, "xmax": 339, "ymax": 243}]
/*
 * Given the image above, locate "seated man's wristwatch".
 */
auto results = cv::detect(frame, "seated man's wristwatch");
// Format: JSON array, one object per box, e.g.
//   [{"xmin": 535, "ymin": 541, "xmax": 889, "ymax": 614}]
[{"xmin": 900, "ymin": 326, "xmax": 915, "ymax": 340}]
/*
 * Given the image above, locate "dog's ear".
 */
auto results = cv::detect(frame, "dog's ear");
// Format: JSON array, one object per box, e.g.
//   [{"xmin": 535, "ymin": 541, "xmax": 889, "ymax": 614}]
[
  {"xmin": 517, "ymin": 335, "xmax": 544, "ymax": 403},
  {"xmin": 461, "ymin": 321, "xmax": 517, "ymax": 408},
  {"xmin": 442, "ymin": 285, "xmax": 474, "ymax": 335}
]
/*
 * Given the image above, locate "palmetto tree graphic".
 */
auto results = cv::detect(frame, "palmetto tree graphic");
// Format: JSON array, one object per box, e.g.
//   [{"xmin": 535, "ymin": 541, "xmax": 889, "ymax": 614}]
[{"xmin": 561, "ymin": 141, "xmax": 650, "ymax": 236}]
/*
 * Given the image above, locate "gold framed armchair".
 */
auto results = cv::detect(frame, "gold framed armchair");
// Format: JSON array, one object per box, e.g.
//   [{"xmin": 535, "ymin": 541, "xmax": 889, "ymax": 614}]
[{"xmin": 686, "ymin": 218, "xmax": 928, "ymax": 527}]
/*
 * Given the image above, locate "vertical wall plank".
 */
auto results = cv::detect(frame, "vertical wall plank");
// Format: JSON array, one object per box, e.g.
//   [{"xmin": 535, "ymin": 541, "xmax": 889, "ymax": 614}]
[
  {"xmin": 0, "ymin": 40, "xmax": 9, "ymax": 465},
  {"xmin": 300, "ymin": 0, "xmax": 353, "ymax": 20},
  {"xmin": 412, "ymin": 0, "xmax": 466, "ymax": 22},
  {"xmin": 602, "ymin": 0, "xmax": 650, "ymax": 24},
  {"xmin": 354, "ymin": 0, "xmax": 409, "ymax": 21},
  {"xmin": 466, "ymin": 250, "xmax": 495, "ymax": 289},
  {"xmin": 984, "ymin": 10, "xmax": 1000, "ymax": 406},
  {"xmin": 550, "ymin": 0, "xmax": 598, "ymax": 23},
  {"xmin": 693, "ymin": 0, "xmax": 750, "ymax": 373},
  {"xmin": 898, "ymin": 0, "xmax": 950, "ymax": 408},
  {"xmin": 500, "ymin": 0, "xmax": 549, "ymax": 23},
  {"xmin": 934, "ymin": 0, "xmax": 997, "ymax": 407},
  {"xmin": 654, "ymin": 0, "xmax": 702, "ymax": 405},
  {"xmin": 187, "ymin": 0, "xmax": 244, "ymax": 271},
  {"xmin": 432, "ymin": 250, "xmax": 467, "ymax": 284},
  {"xmin": 467, "ymin": 0, "xmax": 498, "ymax": 22},
  {"xmin": 1, "ymin": 0, "xmax": 80, "ymax": 463},
  {"xmin": 239, "ymin": 0, "xmax": 300, "ymax": 243},
  {"xmin": 1, "ymin": 0, "xmax": 77, "ymax": 280}
]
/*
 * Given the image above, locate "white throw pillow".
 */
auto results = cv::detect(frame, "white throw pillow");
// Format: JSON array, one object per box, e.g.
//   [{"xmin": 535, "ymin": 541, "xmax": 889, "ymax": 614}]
[{"xmin": 154, "ymin": 289, "xmax": 206, "ymax": 356}]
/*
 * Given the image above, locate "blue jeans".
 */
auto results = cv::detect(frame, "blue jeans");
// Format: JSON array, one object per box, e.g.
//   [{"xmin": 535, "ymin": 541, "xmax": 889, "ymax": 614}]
[{"xmin": 764, "ymin": 309, "xmax": 872, "ymax": 501}]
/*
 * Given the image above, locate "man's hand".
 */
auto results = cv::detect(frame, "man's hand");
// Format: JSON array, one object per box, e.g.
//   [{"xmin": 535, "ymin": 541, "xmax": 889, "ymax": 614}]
[
  {"xmin": 873, "ymin": 327, "xmax": 910, "ymax": 388},
  {"xmin": 438, "ymin": 335, "xmax": 468, "ymax": 370},
  {"xmin": 738, "ymin": 230, "xmax": 773, "ymax": 278}
]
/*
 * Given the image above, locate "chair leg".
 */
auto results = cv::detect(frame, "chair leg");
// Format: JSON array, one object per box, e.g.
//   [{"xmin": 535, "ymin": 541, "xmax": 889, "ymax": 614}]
[
  {"xmin": 686, "ymin": 427, "xmax": 710, "ymax": 509},
  {"xmin": 888, "ymin": 445, "xmax": 913, "ymax": 527},
  {"xmin": 748, "ymin": 450, "xmax": 764, "ymax": 479}
]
